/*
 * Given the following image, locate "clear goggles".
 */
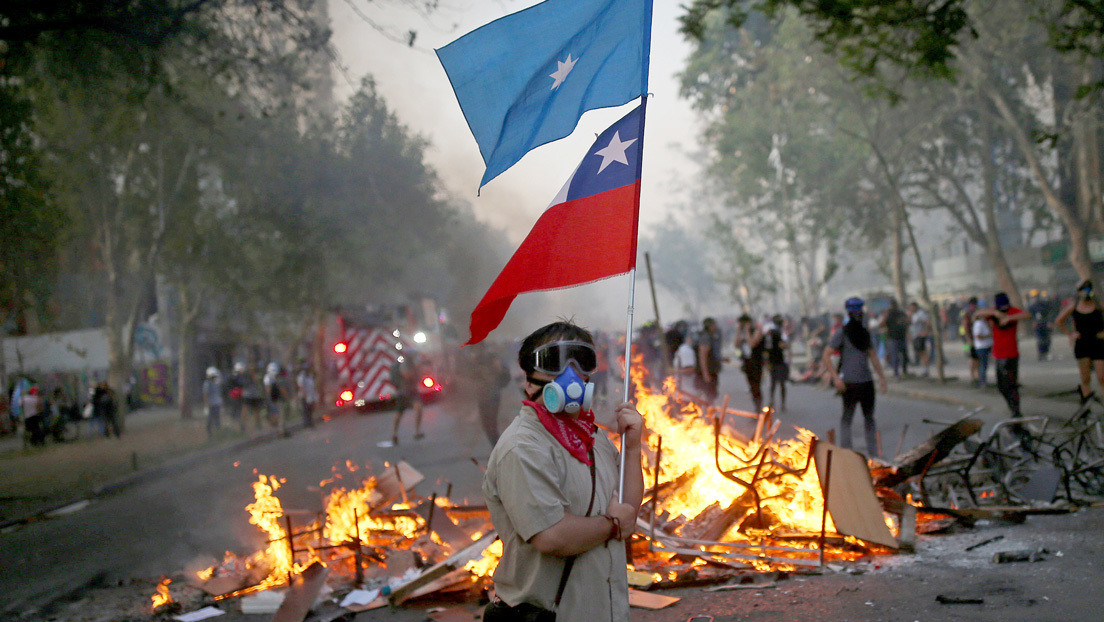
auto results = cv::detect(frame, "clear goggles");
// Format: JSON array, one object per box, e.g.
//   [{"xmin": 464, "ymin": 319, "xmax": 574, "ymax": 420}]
[{"xmin": 532, "ymin": 340, "xmax": 598, "ymax": 375}]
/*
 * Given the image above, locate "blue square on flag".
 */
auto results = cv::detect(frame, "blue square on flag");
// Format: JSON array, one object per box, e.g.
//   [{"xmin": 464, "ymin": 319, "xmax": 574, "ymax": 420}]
[{"xmin": 436, "ymin": 0, "xmax": 651, "ymax": 188}]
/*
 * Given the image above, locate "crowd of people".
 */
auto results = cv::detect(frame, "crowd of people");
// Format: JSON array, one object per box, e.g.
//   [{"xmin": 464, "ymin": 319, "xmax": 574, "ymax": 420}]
[
  {"xmin": 609, "ymin": 283, "xmax": 1091, "ymax": 463},
  {"xmin": 202, "ymin": 361, "xmax": 319, "ymax": 438},
  {"xmin": 2, "ymin": 379, "xmax": 122, "ymax": 446}
]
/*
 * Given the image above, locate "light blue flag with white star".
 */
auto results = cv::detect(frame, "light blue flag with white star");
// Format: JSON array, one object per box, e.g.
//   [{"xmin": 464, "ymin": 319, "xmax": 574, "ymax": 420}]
[{"xmin": 436, "ymin": 0, "xmax": 651, "ymax": 189}]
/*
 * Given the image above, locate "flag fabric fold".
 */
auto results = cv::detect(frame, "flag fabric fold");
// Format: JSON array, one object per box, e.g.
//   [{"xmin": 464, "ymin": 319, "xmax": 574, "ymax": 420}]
[
  {"xmin": 466, "ymin": 104, "xmax": 646, "ymax": 345},
  {"xmin": 436, "ymin": 0, "xmax": 651, "ymax": 188}
]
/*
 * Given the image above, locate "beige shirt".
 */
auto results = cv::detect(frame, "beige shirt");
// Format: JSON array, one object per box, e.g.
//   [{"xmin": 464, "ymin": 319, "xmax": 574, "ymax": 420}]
[{"xmin": 483, "ymin": 405, "xmax": 629, "ymax": 621}]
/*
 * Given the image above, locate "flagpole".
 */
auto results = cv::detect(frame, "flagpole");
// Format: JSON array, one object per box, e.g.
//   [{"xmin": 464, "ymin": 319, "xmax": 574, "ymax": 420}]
[{"xmin": 619, "ymin": 86, "xmax": 650, "ymax": 503}]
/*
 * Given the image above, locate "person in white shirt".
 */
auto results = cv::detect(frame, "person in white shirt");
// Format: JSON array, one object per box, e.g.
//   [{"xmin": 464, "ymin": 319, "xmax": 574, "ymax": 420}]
[
  {"xmin": 972, "ymin": 309, "xmax": 994, "ymax": 387},
  {"xmin": 671, "ymin": 331, "xmax": 698, "ymax": 394}
]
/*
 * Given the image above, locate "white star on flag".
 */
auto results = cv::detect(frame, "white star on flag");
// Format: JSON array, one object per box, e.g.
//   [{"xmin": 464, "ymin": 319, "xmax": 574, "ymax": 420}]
[
  {"xmin": 549, "ymin": 54, "xmax": 577, "ymax": 90},
  {"xmin": 593, "ymin": 131, "xmax": 637, "ymax": 174}
]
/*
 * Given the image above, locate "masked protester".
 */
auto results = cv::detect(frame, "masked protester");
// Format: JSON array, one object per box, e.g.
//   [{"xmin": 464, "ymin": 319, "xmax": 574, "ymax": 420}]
[
  {"xmin": 823, "ymin": 297, "xmax": 888, "ymax": 458},
  {"xmin": 482, "ymin": 321, "xmax": 643, "ymax": 622},
  {"xmin": 975, "ymin": 292, "xmax": 1032, "ymax": 418},
  {"xmin": 1056, "ymin": 280, "xmax": 1104, "ymax": 405}
]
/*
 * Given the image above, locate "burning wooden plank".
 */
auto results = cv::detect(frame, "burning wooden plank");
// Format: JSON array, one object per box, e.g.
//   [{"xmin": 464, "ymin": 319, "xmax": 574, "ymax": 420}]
[{"xmin": 388, "ymin": 532, "xmax": 498, "ymax": 605}]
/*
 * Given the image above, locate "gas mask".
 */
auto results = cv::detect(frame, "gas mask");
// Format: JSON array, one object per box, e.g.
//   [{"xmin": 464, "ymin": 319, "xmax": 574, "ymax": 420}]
[{"xmin": 541, "ymin": 364, "xmax": 595, "ymax": 415}]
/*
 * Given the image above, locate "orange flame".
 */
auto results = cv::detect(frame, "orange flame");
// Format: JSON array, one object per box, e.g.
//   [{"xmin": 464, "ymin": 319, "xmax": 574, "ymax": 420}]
[
  {"xmin": 627, "ymin": 356, "xmax": 848, "ymax": 566},
  {"xmin": 150, "ymin": 576, "xmax": 172, "ymax": 610}
]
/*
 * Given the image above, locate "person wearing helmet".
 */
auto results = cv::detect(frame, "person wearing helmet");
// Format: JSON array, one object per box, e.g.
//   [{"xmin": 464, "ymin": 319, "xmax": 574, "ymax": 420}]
[
  {"xmin": 482, "ymin": 321, "xmax": 643, "ymax": 621},
  {"xmin": 203, "ymin": 366, "xmax": 223, "ymax": 437},
  {"xmin": 225, "ymin": 362, "xmax": 246, "ymax": 431},
  {"xmin": 263, "ymin": 362, "xmax": 289, "ymax": 435},
  {"xmin": 823, "ymin": 297, "xmax": 888, "ymax": 458}
]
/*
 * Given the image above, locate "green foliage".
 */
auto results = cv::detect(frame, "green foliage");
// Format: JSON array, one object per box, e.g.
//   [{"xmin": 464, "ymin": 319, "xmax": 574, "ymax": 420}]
[
  {"xmin": 680, "ymin": 0, "xmax": 973, "ymax": 85},
  {"xmin": 680, "ymin": 10, "xmax": 872, "ymax": 312},
  {"xmin": 0, "ymin": 89, "xmax": 67, "ymax": 333}
]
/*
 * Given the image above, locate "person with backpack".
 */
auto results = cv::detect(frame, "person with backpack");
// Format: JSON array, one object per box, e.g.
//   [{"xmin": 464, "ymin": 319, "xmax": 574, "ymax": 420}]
[{"xmin": 823, "ymin": 297, "xmax": 888, "ymax": 458}]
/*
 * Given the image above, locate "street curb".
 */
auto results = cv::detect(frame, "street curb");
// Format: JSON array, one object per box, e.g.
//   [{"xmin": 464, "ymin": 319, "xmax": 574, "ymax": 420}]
[
  {"xmin": 0, "ymin": 424, "xmax": 303, "ymax": 532},
  {"xmin": 885, "ymin": 386, "xmax": 988, "ymax": 410}
]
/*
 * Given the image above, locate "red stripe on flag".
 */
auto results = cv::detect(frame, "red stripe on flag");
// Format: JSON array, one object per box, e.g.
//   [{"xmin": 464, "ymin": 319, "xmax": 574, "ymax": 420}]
[{"xmin": 466, "ymin": 181, "xmax": 639, "ymax": 344}]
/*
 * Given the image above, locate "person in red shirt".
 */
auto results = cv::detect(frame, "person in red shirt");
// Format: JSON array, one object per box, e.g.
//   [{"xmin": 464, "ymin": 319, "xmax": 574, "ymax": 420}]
[{"xmin": 974, "ymin": 292, "xmax": 1031, "ymax": 417}]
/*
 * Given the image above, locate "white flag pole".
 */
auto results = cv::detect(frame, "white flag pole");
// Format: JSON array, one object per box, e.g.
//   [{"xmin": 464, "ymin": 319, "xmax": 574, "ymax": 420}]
[{"xmin": 619, "ymin": 267, "xmax": 636, "ymax": 503}]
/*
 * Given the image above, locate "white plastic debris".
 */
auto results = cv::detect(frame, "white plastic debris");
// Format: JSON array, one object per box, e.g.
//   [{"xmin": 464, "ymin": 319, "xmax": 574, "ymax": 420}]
[
  {"xmin": 239, "ymin": 589, "xmax": 285, "ymax": 614},
  {"xmin": 173, "ymin": 606, "xmax": 226, "ymax": 622},
  {"xmin": 340, "ymin": 588, "xmax": 381, "ymax": 608}
]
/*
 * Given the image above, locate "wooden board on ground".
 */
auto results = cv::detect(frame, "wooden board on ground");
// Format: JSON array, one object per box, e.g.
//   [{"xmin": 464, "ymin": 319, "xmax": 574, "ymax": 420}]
[
  {"xmin": 270, "ymin": 561, "xmax": 330, "ymax": 622},
  {"xmin": 389, "ymin": 532, "xmax": 498, "ymax": 605},
  {"xmin": 814, "ymin": 441, "xmax": 898, "ymax": 550},
  {"xmin": 628, "ymin": 588, "xmax": 680, "ymax": 609}
]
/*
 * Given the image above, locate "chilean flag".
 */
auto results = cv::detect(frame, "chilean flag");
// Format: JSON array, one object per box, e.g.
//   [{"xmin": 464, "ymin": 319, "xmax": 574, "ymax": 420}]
[{"xmin": 466, "ymin": 103, "xmax": 645, "ymax": 345}]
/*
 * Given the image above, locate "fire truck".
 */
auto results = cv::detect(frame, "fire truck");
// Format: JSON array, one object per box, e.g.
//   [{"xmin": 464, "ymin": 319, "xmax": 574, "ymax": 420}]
[{"xmin": 326, "ymin": 305, "xmax": 452, "ymax": 410}]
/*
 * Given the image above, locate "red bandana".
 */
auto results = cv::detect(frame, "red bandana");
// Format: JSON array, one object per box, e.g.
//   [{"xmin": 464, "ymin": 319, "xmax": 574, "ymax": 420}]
[{"xmin": 524, "ymin": 400, "xmax": 596, "ymax": 465}]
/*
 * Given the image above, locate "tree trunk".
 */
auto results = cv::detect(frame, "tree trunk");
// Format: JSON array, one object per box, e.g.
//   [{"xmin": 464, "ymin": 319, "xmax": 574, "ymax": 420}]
[
  {"xmin": 871, "ymin": 143, "xmax": 945, "ymax": 380},
  {"xmin": 177, "ymin": 317, "xmax": 194, "ymax": 419},
  {"xmin": 979, "ymin": 104, "xmax": 1022, "ymax": 304},
  {"xmin": 985, "ymin": 82, "xmax": 1096, "ymax": 282},
  {"xmin": 175, "ymin": 282, "xmax": 203, "ymax": 419},
  {"xmin": 892, "ymin": 201, "xmax": 906, "ymax": 305}
]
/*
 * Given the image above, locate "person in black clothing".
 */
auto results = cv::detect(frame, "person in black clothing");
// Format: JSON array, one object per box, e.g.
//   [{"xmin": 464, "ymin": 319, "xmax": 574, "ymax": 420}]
[
  {"xmin": 882, "ymin": 299, "xmax": 909, "ymax": 378},
  {"xmin": 1028, "ymin": 291, "xmax": 1055, "ymax": 361},
  {"xmin": 824, "ymin": 298, "xmax": 888, "ymax": 457},
  {"xmin": 734, "ymin": 314, "xmax": 765, "ymax": 412},
  {"xmin": 1057, "ymin": 280, "xmax": 1104, "ymax": 404},
  {"xmin": 764, "ymin": 314, "xmax": 789, "ymax": 411},
  {"xmin": 92, "ymin": 382, "xmax": 121, "ymax": 438},
  {"xmin": 696, "ymin": 317, "xmax": 724, "ymax": 404}
]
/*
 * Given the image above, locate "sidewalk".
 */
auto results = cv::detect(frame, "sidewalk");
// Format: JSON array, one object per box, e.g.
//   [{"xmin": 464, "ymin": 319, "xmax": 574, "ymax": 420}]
[
  {"xmin": 0, "ymin": 405, "xmax": 288, "ymax": 527},
  {"xmin": 880, "ymin": 333, "xmax": 1084, "ymax": 428}
]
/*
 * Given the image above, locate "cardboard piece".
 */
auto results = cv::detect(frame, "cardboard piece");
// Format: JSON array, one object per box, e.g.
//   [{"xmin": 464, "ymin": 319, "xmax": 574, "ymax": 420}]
[
  {"xmin": 428, "ymin": 606, "xmax": 484, "ymax": 622},
  {"xmin": 239, "ymin": 590, "xmax": 285, "ymax": 615},
  {"xmin": 628, "ymin": 588, "xmax": 680, "ymax": 610},
  {"xmin": 814, "ymin": 441, "xmax": 898, "ymax": 549},
  {"xmin": 418, "ymin": 497, "xmax": 477, "ymax": 551},
  {"xmin": 343, "ymin": 596, "xmax": 388, "ymax": 612},
  {"xmin": 271, "ymin": 561, "xmax": 331, "ymax": 622},
  {"xmin": 373, "ymin": 461, "xmax": 425, "ymax": 509}
]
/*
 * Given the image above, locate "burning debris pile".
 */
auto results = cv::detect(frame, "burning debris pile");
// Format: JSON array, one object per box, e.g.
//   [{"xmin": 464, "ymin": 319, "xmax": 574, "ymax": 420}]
[
  {"xmin": 157, "ymin": 360, "xmax": 1093, "ymax": 620},
  {"xmin": 157, "ymin": 365, "xmax": 909, "ymax": 620}
]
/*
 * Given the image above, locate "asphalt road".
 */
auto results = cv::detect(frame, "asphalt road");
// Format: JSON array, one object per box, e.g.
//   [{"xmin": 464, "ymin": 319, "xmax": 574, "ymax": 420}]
[
  {"xmin": 0, "ymin": 392, "xmax": 492, "ymax": 619},
  {"xmin": 0, "ymin": 366, "xmax": 982, "ymax": 620}
]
